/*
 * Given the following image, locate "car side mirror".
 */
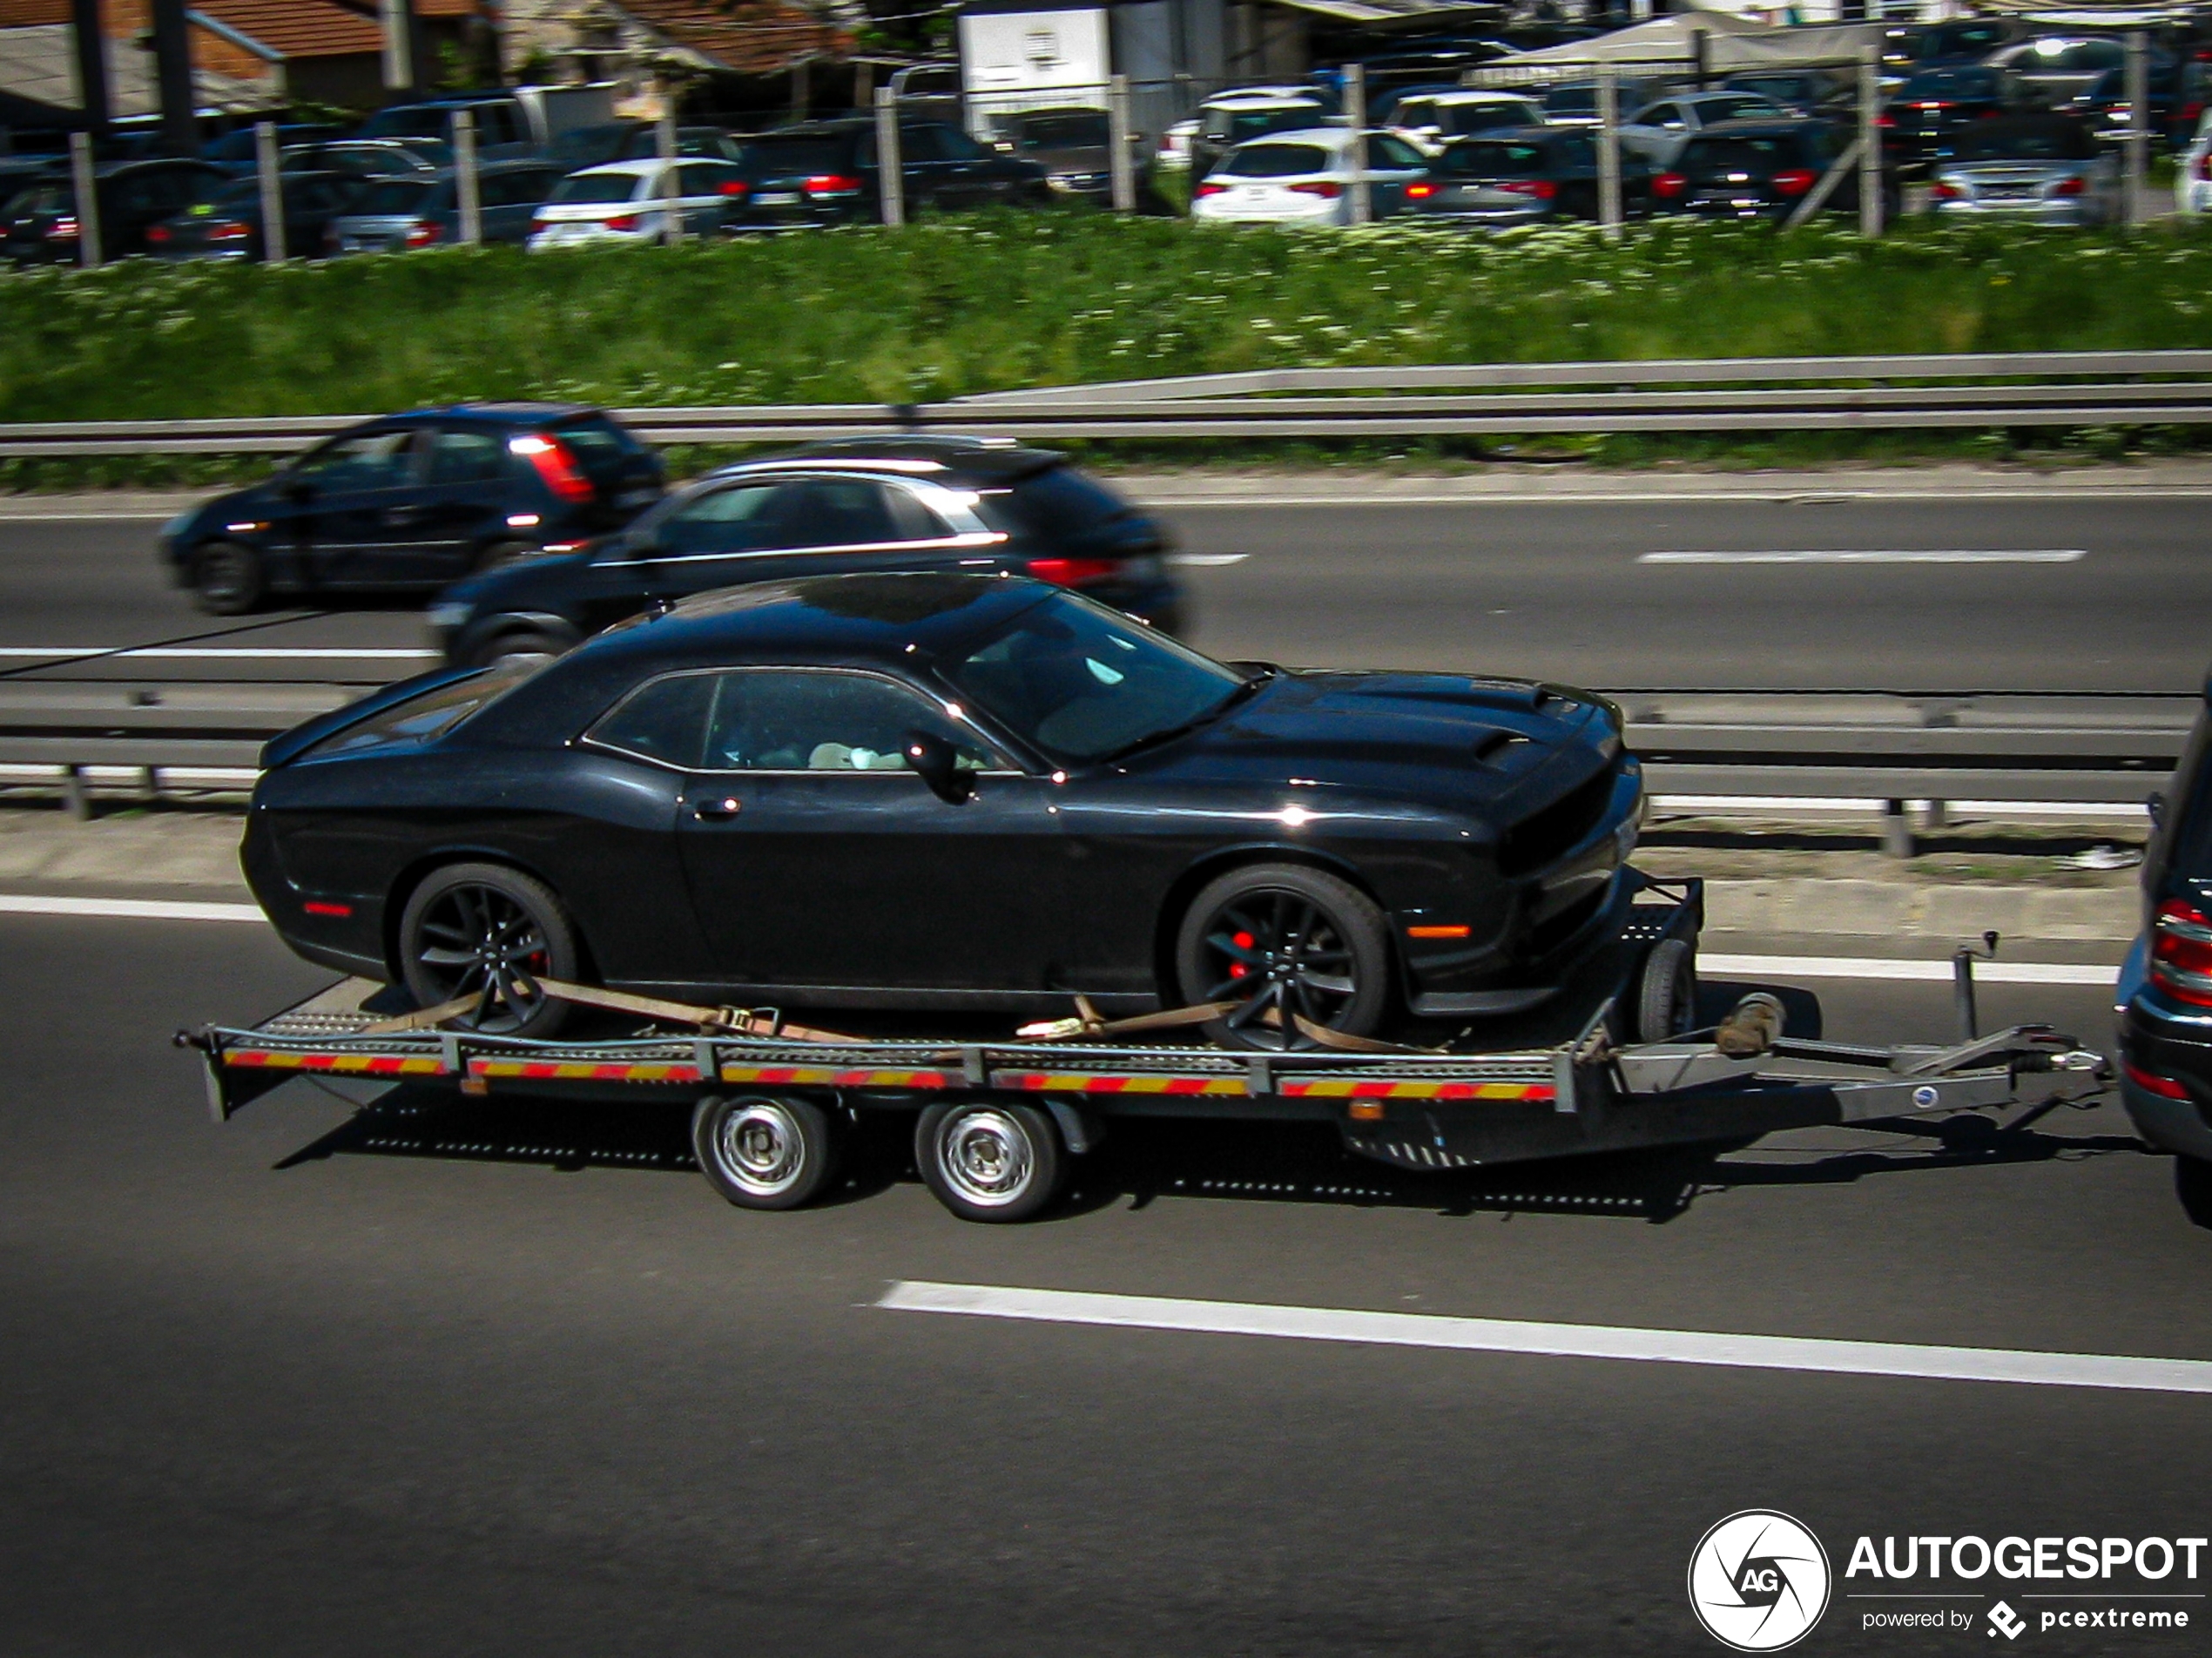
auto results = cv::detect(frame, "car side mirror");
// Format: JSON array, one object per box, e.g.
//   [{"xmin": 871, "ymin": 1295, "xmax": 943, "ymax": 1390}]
[{"xmin": 903, "ymin": 729, "xmax": 974, "ymax": 804}]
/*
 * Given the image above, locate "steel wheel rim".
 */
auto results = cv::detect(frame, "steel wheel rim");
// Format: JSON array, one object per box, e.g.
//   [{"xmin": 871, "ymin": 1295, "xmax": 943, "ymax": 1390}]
[
  {"xmin": 412, "ymin": 882, "xmax": 551, "ymax": 1034},
  {"xmin": 1197, "ymin": 887, "xmax": 1359, "ymax": 1052},
  {"xmin": 713, "ymin": 1101, "xmax": 806, "ymax": 1196},
  {"xmin": 936, "ymin": 1109, "xmax": 1035, "ymax": 1209}
]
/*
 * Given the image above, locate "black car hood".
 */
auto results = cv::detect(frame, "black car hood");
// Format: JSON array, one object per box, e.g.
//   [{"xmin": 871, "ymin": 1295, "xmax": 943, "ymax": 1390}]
[
  {"xmin": 443, "ymin": 549, "xmax": 597, "ymax": 610},
  {"xmin": 1130, "ymin": 670, "xmax": 1616, "ymax": 807}
]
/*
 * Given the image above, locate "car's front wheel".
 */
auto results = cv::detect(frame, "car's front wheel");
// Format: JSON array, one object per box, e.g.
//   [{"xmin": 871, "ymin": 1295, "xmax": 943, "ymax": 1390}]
[
  {"xmin": 191, "ymin": 541, "xmax": 265, "ymax": 615},
  {"xmin": 397, "ymin": 861, "xmax": 578, "ymax": 1037},
  {"xmin": 1174, "ymin": 863, "xmax": 1392, "ymax": 1050},
  {"xmin": 469, "ymin": 627, "xmax": 573, "ymax": 671}
]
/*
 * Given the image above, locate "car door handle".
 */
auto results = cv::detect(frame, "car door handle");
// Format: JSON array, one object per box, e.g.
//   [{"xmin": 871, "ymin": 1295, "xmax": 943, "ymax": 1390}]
[{"xmin": 691, "ymin": 795, "xmax": 742, "ymax": 821}]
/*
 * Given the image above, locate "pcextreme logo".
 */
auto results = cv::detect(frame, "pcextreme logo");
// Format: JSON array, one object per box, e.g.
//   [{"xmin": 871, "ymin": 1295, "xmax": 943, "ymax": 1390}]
[{"xmin": 1689, "ymin": 1510, "xmax": 1834, "ymax": 1652}]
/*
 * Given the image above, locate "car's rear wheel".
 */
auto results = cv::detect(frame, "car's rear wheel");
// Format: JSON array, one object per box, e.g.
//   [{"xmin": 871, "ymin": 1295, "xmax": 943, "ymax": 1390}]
[
  {"xmin": 692, "ymin": 1094, "xmax": 840, "ymax": 1210},
  {"xmin": 191, "ymin": 541, "xmax": 265, "ymax": 615},
  {"xmin": 397, "ymin": 862, "xmax": 577, "ymax": 1038},
  {"xmin": 1174, "ymin": 863, "xmax": 1392, "ymax": 1050},
  {"xmin": 469, "ymin": 627, "xmax": 571, "ymax": 671},
  {"xmin": 916, "ymin": 1101, "xmax": 1064, "ymax": 1222}
]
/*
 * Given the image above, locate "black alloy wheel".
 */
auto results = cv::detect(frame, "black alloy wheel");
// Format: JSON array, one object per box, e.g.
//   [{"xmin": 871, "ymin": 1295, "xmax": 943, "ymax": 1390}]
[
  {"xmin": 397, "ymin": 862, "xmax": 578, "ymax": 1038},
  {"xmin": 191, "ymin": 541, "xmax": 266, "ymax": 615},
  {"xmin": 1175, "ymin": 864, "xmax": 1392, "ymax": 1051}
]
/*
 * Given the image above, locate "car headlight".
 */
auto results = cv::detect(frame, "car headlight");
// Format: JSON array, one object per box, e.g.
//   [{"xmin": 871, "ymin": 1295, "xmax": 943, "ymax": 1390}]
[{"xmin": 427, "ymin": 601, "xmax": 474, "ymax": 631}]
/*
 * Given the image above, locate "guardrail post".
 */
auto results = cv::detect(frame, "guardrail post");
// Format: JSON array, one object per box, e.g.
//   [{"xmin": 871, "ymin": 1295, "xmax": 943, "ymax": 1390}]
[
  {"xmin": 68, "ymin": 131, "xmax": 101, "ymax": 268},
  {"xmin": 61, "ymin": 765, "xmax": 91, "ymax": 821},
  {"xmin": 657, "ymin": 111, "xmax": 684, "ymax": 246},
  {"xmin": 1596, "ymin": 62, "xmax": 1622, "ymax": 239},
  {"xmin": 1344, "ymin": 63, "xmax": 1371, "ymax": 226},
  {"xmin": 874, "ymin": 87, "xmax": 905, "ymax": 226},
  {"xmin": 1858, "ymin": 44, "xmax": 1884, "ymax": 238},
  {"xmin": 1109, "ymin": 72, "xmax": 1136, "ymax": 213},
  {"xmin": 254, "ymin": 119, "xmax": 285, "ymax": 263},
  {"xmin": 2125, "ymin": 31, "xmax": 2149, "ymax": 227},
  {"xmin": 1880, "ymin": 799, "xmax": 1913, "ymax": 859},
  {"xmin": 453, "ymin": 107, "xmax": 481, "ymax": 246}
]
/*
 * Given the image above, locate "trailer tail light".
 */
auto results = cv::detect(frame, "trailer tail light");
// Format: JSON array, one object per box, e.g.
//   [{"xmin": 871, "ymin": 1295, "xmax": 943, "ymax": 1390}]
[
  {"xmin": 1027, "ymin": 556, "xmax": 1120, "ymax": 588},
  {"xmin": 404, "ymin": 220, "xmax": 442, "ymax": 247},
  {"xmin": 2124, "ymin": 1060, "xmax": 2193, "ymax": 1101},
  {"xmin": 1653, "ymin": 172, "xmax": 1687, "ymax": 199},
  {"xmin": 1770, "ymin": 168, "xmax": 1817, "ymax": 196},
  {"xmin": 1291, "ymin": 180, "xmax": 1343, "ymax": 198},
  {"xmin": 509, "ymin": 434, "xmax": 594, "ymax": 502},
  {"xmin": 1196, "ymin": 181, "xmax": 1229, "ymax": 197},
  {"xmin": 804, "ymin": 174, "xmax": 864, "ymax": 197},
  {"xmin": 2151, "ymin": 898, "xmax": 2212, "ymax": 1005},
  {"xmin": 1500, "ymin": 179, "xmax": 1558, "ymax": 199}
]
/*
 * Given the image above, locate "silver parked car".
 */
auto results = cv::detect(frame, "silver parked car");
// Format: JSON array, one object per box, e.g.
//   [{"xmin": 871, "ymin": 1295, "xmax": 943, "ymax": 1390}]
[
  {"xmin": 1927, "ymin": 114, "xmax": 2120, "ymax": 226},
  {"xmin": 1615, "ymin": 91, "xmax": 1791, "ymax": 166},
  {"xmin": 325, "ymin": 159, "xmax": 564, "ymax": 254}
]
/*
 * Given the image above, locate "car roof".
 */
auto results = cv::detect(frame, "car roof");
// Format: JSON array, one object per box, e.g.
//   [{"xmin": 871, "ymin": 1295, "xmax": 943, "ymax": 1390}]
[
  {"xmin": 1205, "ymin": 89, "xmax": 1324, "ymax": 108},
  {"xmin": 565, "ymin": 158, "xmax": 668, "ymax": 179},
  {"xmin": 1233, "ymin": 126, "xmax": 1351, "ymax": 149},
  {"xmin": 733, "ymin": 435, "xmax": 1065, "ymax": 482},
  {"xmin": 1429, "ymin": 89, "xmax": 1541, "ymax": 104},
  {"xmin": 1690, "ymin": 116, "xmax": 1825, "ymax": 138},
  {"xmin": 395, "ymin": 401, "xmax": 601, "ymax": 424}
]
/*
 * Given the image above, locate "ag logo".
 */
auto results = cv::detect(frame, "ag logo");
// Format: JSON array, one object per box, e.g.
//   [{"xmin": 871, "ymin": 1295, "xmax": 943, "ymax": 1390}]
[{"xmin": 1688, "ymin": 1510, "xmax": 1831, "ymax": 1651}]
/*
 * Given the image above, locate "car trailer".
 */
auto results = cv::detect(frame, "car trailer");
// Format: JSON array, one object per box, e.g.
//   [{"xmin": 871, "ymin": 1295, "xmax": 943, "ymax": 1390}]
[{"xmin": 178, "ymin": 879, "xmax": 2111, "ymax": 1223}]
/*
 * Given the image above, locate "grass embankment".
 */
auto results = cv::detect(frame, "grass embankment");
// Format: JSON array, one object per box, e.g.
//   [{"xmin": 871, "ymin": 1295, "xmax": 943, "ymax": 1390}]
[{"xmin": 4, "ymin": 213, "xmax": 2211, "ymax": 489}]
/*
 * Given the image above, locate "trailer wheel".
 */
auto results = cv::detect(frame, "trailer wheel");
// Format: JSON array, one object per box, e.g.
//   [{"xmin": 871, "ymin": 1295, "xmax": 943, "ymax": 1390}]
[
  {"xmin": 1635, "ymin": 938, "xmax": 1698, "ymax": 1044},
  {"xmin": 692, "ymin": 1095, "xmax": 840, "ymax": 1210},
  {"xmin": 916, "ymin": 1101, "xmax": 1064, "ymax": 1223}
]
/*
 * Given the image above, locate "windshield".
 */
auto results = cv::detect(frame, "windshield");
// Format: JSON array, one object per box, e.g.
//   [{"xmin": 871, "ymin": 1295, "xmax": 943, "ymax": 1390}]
[
  {"xmin": 1442, "ymin": 102, "xmax": 1536, "ymax": 135},
  {"xmin": 305, "ymin": 664, "xmax": 539, "ymax": 759},
  {"xmin": 1207, "ymin": 106, "xmax": 1319, "ymax": 143},
  {"xmin": 1439, "ymin": 140, "xmax": 1548, "ymax": 177},
  {"xmin": 941, "ymin": 594, "xmax": 1247, "ymax": 765},
  {"xmin": 1952, "ymin": 119, "xmax": 2095, "ymax": 160},
  {"xmin": 1542, "ymin": 86, "xmax": 1597, "ymax": 118},
  {"xmin": 360, "ymin": 106, "xmax": 457, "ymax": 140},
  {"xmin": 741, "ymin": 138, "xmax": 853, "ymax": 175},
  {"xmin": 1015, "ymin": 113, "xmax": 1109, "ymax": 149},
  {"xmin": 1904, "ymin": 68, "xmax": 1997, "ymax": 98},
  {"xmin": 1222, "ymin": 142, "xmax": 1332, "ymax": 178}
]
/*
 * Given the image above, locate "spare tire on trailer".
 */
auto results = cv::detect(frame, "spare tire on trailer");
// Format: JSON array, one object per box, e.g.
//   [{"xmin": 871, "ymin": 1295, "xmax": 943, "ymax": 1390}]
[{"xmin": 1634, "ymin": 937, "xmax": 1698, "ymax": 1044}]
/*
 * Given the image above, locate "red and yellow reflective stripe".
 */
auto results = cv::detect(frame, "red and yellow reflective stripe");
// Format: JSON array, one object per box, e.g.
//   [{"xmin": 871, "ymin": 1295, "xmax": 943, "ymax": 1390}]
[
  {"xmin": 996, "ymin": 1071, "xmax": 1247, "ymax": 1096},
  {"xmin": 225, "ymin": 1049, "xmax": 446, "ymax": 1077},
  {"xmin": 470, "ymin": 1059, "xmax": 703, "ymax": 1083},
  {"xmin": 1279, "ymin": 1078, "xmax": 1554, "ymax": 1102},
  {"xmin": 718, "ymin": 1064, "xmax": 957, "ymax": 1089}
]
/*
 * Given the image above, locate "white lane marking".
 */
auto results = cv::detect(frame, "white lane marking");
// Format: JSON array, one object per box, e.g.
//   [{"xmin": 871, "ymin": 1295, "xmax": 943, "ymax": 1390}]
[
  {"xmin": 1656, "ymin": 795, "xmax": 2149, "ymax": 819},
  {"xmin": 1140, "ymin": 489, "xmax": 2212, "ymax": 509},
  {"xmin": 0, "ymin": 893, "xmax": 265, "ymax": 922},
  {"xmin": 1702, "ymin": 953, "xmax": 2114, "ymax": 986},
  {"xmin": 0, "ymin": 646, "xmax": 435, "ymax": 660},
  {"xmin": 1167, "ymin": 553, "xmax": 1250, "ymax": 567},
  {"xmin": 879, "ymin": 1282, "xmax": 2212, "ymax": 1396},
  {"xmin": 1639, "ymin": 549, "xmax": 2087, "ymax": 565}
]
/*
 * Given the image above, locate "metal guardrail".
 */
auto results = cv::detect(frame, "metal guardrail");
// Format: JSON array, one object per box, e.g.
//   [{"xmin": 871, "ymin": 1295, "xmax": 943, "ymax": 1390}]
[
  {"xmin": 5, "ymin": 352, "xmax": 2210, "ymax": 455},
  {"xmin": 0, "ymin": 684, "xmax": 2182, "ymax": 818}
]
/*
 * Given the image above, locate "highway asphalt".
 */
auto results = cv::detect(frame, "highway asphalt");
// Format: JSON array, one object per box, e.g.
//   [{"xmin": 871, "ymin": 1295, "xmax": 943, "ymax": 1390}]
[
  {"xmin": 3, "ymin": 494, "xmax": 2209, "ymax": 691},
  {"xmin": 3, "ymin": 909, "xmax": 2207, "ymax": 1655}
]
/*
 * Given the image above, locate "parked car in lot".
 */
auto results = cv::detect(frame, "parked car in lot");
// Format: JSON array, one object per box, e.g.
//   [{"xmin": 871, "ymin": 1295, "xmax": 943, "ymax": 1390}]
[
  {"xmin": 1881, "ymin": 67, "xmax": 2011, "ymax": 166},
  {"xmin": 428, "ymin": 437, "xmax": 1182, "ymax": 668},
  {"xmin": 1190, "ymin": 87, "xmax": 1337, "ymax": 178},
  {"xmin": 526, "ymin": 158, "xmax": 746, "ymax": 246},
  {"xmin": 327, "ymin": 159, "xmax": 563, "ymax": 253},
  {"xmin": 1986, "ymin": 35, "xmax": 2168, "ymax": 109},
  {"xmin": 1409, "ymin": 129, "xmax": 1651, "ymax": 225},
  {"xmin": 715, "ymin": 120, "xmax": 1050, "ymax": 229},
  {"xmin": 356, "ymin": 86, "xmax": 617, "ymax": 161},
  {"xmin": 2068, "ymin": 62, "xmax": 2207, "ymax": 149},
  {"xmin": 280, "ymin": 138, "xmax": 448, "ymax": 183},
  {"xmin": 1926, "ymin": 114, "xmax": 2121, "ymax": 225},
  {"xmin": 1382, "ymin": 91, "xmax": 1547, "ymax": 152},
  {"xmin": 545, "ymin": 122, "xmax": 752, "ymax": 170},
  {"xmin": 1719, "ymin": 71, "xmax": 1848, "ymax": 118},
  {"xmin": 147, "ymin": 171, "xmax": 363, "ymax": 261},
  {"xmin": 1655, "ymin": 119, "xmax": 1885, "ymax": 222},
  {"xmin": 981, "ymin": 105, "xmax": 1162, "ymax": 207},
  {"xmin": 1615, "ymin": 91, "xmax": 1791, "ymax": 165},
  {"xmin": 1192, "ymin": 130, "xmax": 1429, "ymax": 226},
  {"xmin": 0, "ymin": 157, "xmax": 225, "ymax": 262},
  {"xmin": 203, "ymin": 122, "xmax": 346, "ymax": 173},
  {"xmin": 160, "ymin": 405, "xmax": 664, "ymax": 614},
  {"xmin": 246, "ymin": 571, "xmax": 1642, "ymax": 1048},
  {"xmin": 2118, "ymin": 674, "xmax": 2212, "ymax": 1203},
  {"xmin": 2181, "ymin": 109, "xmax": 2212, "ymax": 214},
  {"xmin": 1884, "ymin": 17, "xmax": 2023, "ymax": 70},
  {"xmin": 1535, "ymin": 79, "xmax": 1668, "ymax": 127}
]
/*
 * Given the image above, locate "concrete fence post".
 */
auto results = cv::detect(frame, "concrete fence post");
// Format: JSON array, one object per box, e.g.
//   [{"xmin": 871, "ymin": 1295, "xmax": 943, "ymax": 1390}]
[
  {"xmin": 255, "ymin": 118, "xmax": 285, "ymax": 261},
  {"xmin": 1344, "ymin": 62, "xmax": 1371, "ymax": 226},
  {"xmin": 875, "ymin": 86, "xmax": 905, "ymax": 226},
  {"xmin": 69, "ymin": 130, "xmax": 100, "ymax": 267},
  {"xmin": 1108, "ymin": 72, "xmax": 1136, "ymax": 212},
  {"xmin": 1596, "ymin": 62, "xmax": 1622, "ymax": 239},
  {"xmin": 453, "ymin": 107, "xmax": 481, "ymax": 246}
]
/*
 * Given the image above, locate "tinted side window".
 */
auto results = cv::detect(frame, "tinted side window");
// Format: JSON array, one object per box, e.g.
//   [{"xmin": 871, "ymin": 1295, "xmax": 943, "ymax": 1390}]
[
  {"xmin": 778, "ymin": 478, "xmax": 903, "ymax": 546},
  {"xmin": 429, "ymin": 428, "xmax": 507, "ymax": 484},
  {"xmin": 294, "ymin": 428, "xmax": 419, "ymax": 489},
  {"xmin": 1368, "ymin": 135, "xmax": 1426, "ymax": 169},
  {"xmin": 653, "ymin": 482, "xmax": 785, "ymax": 556},
  {"xmin": 701, "ymin": 671, "xmax": 992, "ymax": 772},
  {"xmin": 587, "ymin": 672, "xmax": 715, "ymax": 769}
]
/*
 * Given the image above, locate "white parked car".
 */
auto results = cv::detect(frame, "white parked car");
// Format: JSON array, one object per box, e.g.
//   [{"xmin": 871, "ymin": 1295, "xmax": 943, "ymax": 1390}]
[
  {"xmin": 1385, "ymin": 91, "xmax": 1547, "ymax": 154},
  {"xmin": 527, "ymin": 158, "xmax": 746, "ymax": 249},
  {"xmin": 1157, "ymin": 118, "xmax": 1199, "ymax": 171},
  {"xmin": 1191, "ymin": 128, "xmax": 1429, "ymax": 226},
  {"xmin": 2181, "ymin": 109, "xmax": 2212, "ymax": 215},
  {"xmin": 1615, "ymin": 91, "xmax": 1791, "ymax": 165}
]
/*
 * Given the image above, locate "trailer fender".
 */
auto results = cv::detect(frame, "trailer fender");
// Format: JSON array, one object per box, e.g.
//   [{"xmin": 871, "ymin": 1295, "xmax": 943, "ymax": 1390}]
[{"xmin": 1042, "ymin": 1098, "xmax": 1104, "ymax": 1156}]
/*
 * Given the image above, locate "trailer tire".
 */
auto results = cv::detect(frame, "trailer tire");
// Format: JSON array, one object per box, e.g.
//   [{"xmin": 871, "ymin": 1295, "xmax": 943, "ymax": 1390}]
[
  {"xmin": 1635, "ymin": 937, "xmax": 1697, "ymax": 1044},
  {"xmin": 916, "ymin": 1101, "xmax": 1064, "ymax": 1223},
  {"xmin": 692, "ymin": 1094, "xmax": 841, "ymax": 1210}
]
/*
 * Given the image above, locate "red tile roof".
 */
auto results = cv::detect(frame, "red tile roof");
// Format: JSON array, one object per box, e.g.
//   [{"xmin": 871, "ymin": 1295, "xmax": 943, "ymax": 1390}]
[
  {"xmin": 0, "ymin": 0, "xmax": 70, "ymax": 25},
  {"xmin": 192, "ymin": 0, "xmax": 384, "ymax": 57},
  {"xmin": 616, "ymin": 0, "xmax": 847, "ymax": 76}
]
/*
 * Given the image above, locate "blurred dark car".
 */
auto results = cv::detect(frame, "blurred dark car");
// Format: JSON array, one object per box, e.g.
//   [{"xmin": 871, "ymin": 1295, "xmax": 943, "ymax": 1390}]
[
  {"xmin": 1407, "ymin": 129, "xmax": 1650, "ymax": 225},
  {"xmin": 1884, "ymin": 17, "xmax": 2023, "ymax": 69},
  {"xmin": 324, "ymin": 158, "xmax": 562, "ymax": 253},
  {"xmin": 202, "ymin": 123, "xmax": 347, "ymax": 173},
  {"xmin": 147, "ymin": 171, "xmax": 364, "ymax": 261},
  {"xmin": 720, "ymin": 120, "xmax": 1049, "ymax": 229},
  {"xmin": 0, "ymin": 157, "xmax": 226, "ymax": 262},
  {"xmin": 158, "ymin": 405, "xmax": 664, "ymax": 614},
  {"xmin": 1881, "ymin": 66, "xmax": 2011, "ymax": 165},
  {"xmin": 2070, "ymin": 62, "xmax": 2205, "ymax": 147},
  {"xmin": 984, "ymin": 105, "xmax": 1170, "ymax": 209},
  {"xmin": 546, "ymin": 121, "xmax": 752, "ymax": 170},
  {"xmin": 1987, "ymin": 36, "xmax": 2172, "ymax": 108},
  {"xmin": 1927, "ymin": 114, "xmax": 2121, "ymax": 225},
  {"xmin": 281, "ymin": 138, "xmax": 448, "ymax": 182},
  {"xmin": 1655, "ymin": 118, "xmax": 1887, "ymax": 222},
  {"xmin": 428, "ymin": 438, "xmax": 1184, "ymax": 669},
  {"xmin": 1719, "ymin": 71, "xmax": 1848, "ymax": 118}
]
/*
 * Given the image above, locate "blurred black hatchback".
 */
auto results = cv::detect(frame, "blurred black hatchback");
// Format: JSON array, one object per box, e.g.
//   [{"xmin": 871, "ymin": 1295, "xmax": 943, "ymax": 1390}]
[
  {"xmin": 1654, "ymin": 118, "xmax": 1894, "ymax": 222},
  {"xmin": 721, "ymin": 120, "xmax": 1049, "ymax": 229},
  {"xmin": 160, "ymin": 404, "xmax": 664, "ymax": 614},
  {"xmin": 429, "ymin": 438, "xmax": 1184, "ymax": 668}
]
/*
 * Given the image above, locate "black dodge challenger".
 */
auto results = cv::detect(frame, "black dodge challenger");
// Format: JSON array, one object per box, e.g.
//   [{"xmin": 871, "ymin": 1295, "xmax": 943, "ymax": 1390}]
[{"xmin": 244, "ymin": 572, "xmax": 1643, "ymax": 1048}]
